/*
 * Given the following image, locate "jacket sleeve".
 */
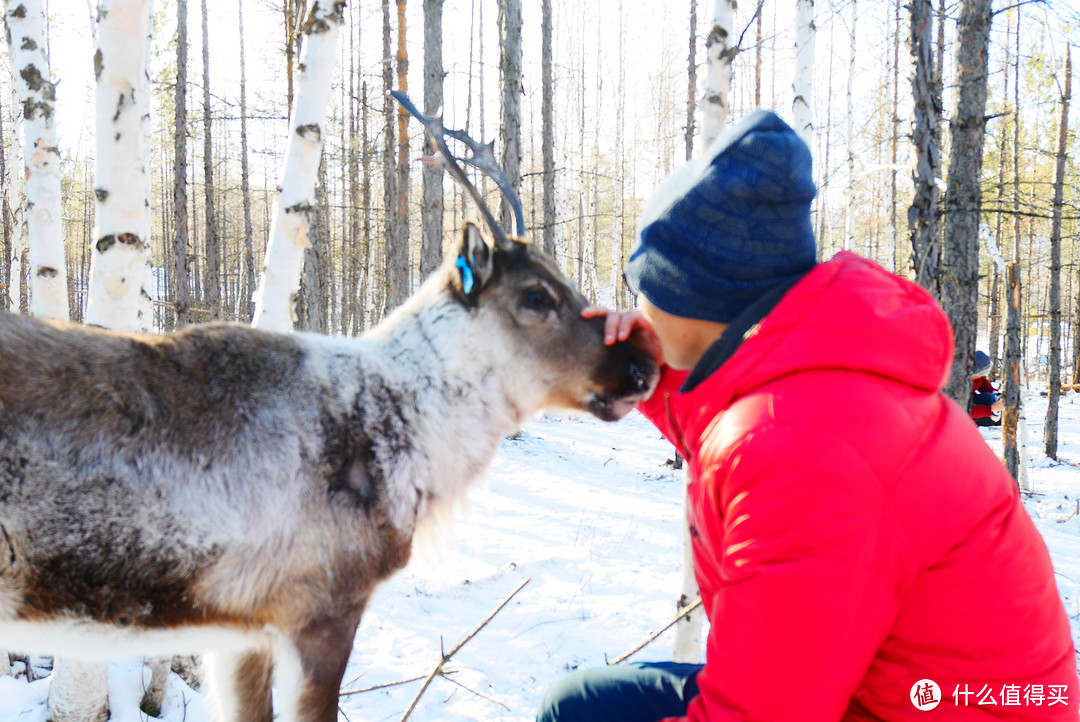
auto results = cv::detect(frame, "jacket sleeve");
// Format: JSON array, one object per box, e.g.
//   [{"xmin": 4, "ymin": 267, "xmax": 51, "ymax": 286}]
[
  {"xmin": 660, "ymin": 424, "xmax": 901, "ymax": 722},
  {"xmin": 637, "ymin": 366, "xmax": 690, "ymax": 450}
]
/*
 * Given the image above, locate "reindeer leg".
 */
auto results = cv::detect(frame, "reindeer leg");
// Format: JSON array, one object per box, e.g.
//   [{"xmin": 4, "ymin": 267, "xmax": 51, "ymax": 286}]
[
  {"xmin": 203, "ymin": 646, "xmax": 274, "ymax": 722},
  {"xmin": 278, "ymin": 611, "xmax": 363, "ymax": 722}
]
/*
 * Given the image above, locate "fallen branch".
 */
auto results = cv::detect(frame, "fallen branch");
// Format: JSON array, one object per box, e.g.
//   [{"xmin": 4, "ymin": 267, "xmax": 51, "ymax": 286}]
[
  {"xmin": 340, "ymin": 674, "xmax": 427, "ymax": 698},
  {"xmin": 399, "ymin": 577, "xmax": 531, "ymax": 722},
  {"xmin": 607, "ymin": 599, "xmax": 704, "ymax": 666}
]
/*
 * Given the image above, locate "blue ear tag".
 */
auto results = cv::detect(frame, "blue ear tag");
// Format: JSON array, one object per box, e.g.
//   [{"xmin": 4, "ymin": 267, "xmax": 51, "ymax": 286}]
[{"xmin": 455, "ymin": 256, "xmax": 475, "ymax": 295}]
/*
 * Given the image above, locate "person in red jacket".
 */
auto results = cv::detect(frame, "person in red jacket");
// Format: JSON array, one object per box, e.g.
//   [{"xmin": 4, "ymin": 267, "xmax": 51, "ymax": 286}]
[
  {"xmin": 536, "ymin": 111, "xmax": 1077, "ymax": 721},
  {"xmin": 971, "ymin": 350, "xmax": 1004, "ymax": 426}
]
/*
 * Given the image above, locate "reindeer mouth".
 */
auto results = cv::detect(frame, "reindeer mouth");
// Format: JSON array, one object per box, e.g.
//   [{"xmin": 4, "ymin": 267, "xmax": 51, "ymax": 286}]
[{"xmin": 586, "ymin": 359, "xmax": 659, "ymax": 422}]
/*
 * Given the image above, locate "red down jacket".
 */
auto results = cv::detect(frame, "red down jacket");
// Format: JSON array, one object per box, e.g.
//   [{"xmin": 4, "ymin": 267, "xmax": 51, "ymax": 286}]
[{"xmin": 638, "ymin": 252, "xmax": 1078, "ymax": 721}]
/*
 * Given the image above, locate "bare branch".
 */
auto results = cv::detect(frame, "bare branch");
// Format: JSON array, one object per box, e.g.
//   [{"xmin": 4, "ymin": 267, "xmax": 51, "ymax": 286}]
[
  {"xmin": 398, "ymin": 577, "xmax": 530, "ymax": 722},
  {"xmin": 607, "ymin": 598, "xmax": 703, "ymax": 666}
]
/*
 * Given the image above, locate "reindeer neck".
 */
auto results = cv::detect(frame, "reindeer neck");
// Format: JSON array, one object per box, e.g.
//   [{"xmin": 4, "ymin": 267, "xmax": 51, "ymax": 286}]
[{"xmin": 302, "ymin": 287, "xmax": 523, "ymax": 532}]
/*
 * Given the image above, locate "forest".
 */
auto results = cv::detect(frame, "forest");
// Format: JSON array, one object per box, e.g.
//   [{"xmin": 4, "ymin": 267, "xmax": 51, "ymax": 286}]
[
  {"xmin": 0, "ymin": 0, "xmax": 1079, "ymax": 719},
  {"xmin": 0, "ymin": 0, "xmax": 1076, "ymax": 382}
]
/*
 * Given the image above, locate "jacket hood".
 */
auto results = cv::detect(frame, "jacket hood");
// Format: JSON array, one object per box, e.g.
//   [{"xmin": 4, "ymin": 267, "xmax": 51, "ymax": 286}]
[{"xmin": 699, "ymin": 251, "xmax": 954, "ymax": 411}]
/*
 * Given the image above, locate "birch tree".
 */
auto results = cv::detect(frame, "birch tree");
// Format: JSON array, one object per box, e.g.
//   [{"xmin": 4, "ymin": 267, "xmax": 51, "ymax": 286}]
[
  {"xmin": 1045, "ymin": 44, "xmax": 1070, "ymax": 461},
  {"xmin": 85, "ymin": 0, "xmax": 154, "ymax": 333},
  {"xmin": 792, "ymin": 0, "xmax": 815, "ymax": 145},
  {"xmin": 420, "ymin": 0, "xmax": 443, "ymax": 279},
  {"xmin": 4, "ymin": 85, "xmax": 25, "ymax": 313},
  {"xmin": 5, "ymin": 0, "xmax": 68, "ymax": 321},
  {"xmin": 702, "ymin": 0, "xmax": 736, "ymax": 145},
  {"xmin": 251, "ymin": 0, "xmax": 346, "ymax": 333},
  {"xmin": 673, "ymin": 0, "xmax": 737, "ymax": 664},
  {"xmin": 389, "ymin": 0, "xmax": 410, "ymax": 310},
  {"xmin": 940, "ymin": 0, "xmax": 992, "ymax": 405}
]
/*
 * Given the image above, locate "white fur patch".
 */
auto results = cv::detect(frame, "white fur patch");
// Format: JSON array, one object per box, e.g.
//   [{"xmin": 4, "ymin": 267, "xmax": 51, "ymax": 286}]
[{"xmin": 0, "ymin": 618, "xmax": 262, "ymax": 660}]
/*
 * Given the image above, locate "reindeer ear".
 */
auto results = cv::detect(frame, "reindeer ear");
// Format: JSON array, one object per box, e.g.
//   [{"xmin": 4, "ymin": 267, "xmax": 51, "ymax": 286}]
[{"xmin": 453, "ymin": 222, "xmax": 495, "ymax": 304}]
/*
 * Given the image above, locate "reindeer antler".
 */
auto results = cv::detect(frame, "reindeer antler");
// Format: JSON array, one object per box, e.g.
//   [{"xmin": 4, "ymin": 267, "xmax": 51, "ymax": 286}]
[{"xmin": 390, "ymin": 91, "xmax": 525, "ymax": 251}]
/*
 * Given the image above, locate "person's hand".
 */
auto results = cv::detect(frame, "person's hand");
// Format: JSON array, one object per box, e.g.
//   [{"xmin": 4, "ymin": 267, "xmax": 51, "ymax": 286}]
[
  {"xmin": 992, "ymin": 398, "xmax": 1004, "ymax": 414},
  {"xmin": 581, "ymin": 306, "xmax": 665, "ymax": 367}
]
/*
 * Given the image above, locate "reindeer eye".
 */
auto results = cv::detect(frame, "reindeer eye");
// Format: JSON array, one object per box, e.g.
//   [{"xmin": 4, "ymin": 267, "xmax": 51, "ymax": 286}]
[{"xmin": 522, "ymin": 288, "xmax": 556, "ymax": 311}]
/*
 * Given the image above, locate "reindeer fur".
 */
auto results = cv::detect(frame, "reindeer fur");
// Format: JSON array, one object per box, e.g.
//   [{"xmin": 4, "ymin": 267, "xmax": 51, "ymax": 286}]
[{"xmin": 0, "ymin": 224, "xmax": 656, "ymax": 722}]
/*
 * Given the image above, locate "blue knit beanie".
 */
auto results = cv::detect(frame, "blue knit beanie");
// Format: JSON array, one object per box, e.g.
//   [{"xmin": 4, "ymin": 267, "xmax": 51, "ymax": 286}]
[{"xmin": 625, "ymin": 110, "xmax": 817, "ymax": 323}]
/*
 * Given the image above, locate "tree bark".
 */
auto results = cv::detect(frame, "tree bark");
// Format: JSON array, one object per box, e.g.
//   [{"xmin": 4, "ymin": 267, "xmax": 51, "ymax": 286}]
[
  {"xmin": 251, "ymin": 0, "xmax": 345, "ymax": 332},
  {"xmin": 1044, "ymin": 44, "xmax": 1070, "ymax": 461},
  {"xmin": 5, "ymin": 0, "xmax": 68, "ymax": 321},
  {"xmin": 4, "ymin": 76, "xmax": 25, "ymax": 314},
  {"xmin": 238, "ymin": 0, "xmax": 255, "ymax": 320},
  {"xmin": 201, "ymin": 0, "xmax": 220, "ymax": 320},
  {"xmin": 420, "ymin": 0, "xmax": 443, "ymax": 279},
  {"xmin": 792, "ymin": 0, "xmax": 815, "ymax": 146},
  {"xmin": 540, "ymin": 0, "xmax": 555, "ymax": 258},
  {"xmin": 49, "ymin": 658, "xmax": 108, "ymax": 722},
  {"xmin": 686, "ymin": 0, "xmax": 698, "ymax": 162},
  {"xmin": 939, "ymin": 0, "xmax": 992, "ymax": 406},
  {"xmin": 498, "ymin": 0, "xmax": 522, "ymax": 235},
  {"xmin": 702, "ymin": 0, "xmax": 735, "ymax": 144},
  {"xmin": 844, "ymin": 0, "xmax": 857, "ymax": 252},
  {"xmin": 908, "ymin": 0, "xmax": 940, "ymax": 293},
  {"xmin": 173, "ymin": 0, "xmax": 191, "ymax": 327}
]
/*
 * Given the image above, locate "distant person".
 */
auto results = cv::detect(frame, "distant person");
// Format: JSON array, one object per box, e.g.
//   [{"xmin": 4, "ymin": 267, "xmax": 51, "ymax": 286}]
[
  {"xmin": 536, "ymin": 111, "xmax": 1077, "ymax": 721},
  {"xmin": 971, "ymin": 350, "xmax": 1004, "ymax": 427}
]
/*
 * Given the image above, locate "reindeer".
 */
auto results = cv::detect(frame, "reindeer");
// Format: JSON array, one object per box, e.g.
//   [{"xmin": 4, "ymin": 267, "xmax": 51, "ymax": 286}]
[{"xmin": 0, "ymin": 95, "xmax": 658, "ymax": 722}]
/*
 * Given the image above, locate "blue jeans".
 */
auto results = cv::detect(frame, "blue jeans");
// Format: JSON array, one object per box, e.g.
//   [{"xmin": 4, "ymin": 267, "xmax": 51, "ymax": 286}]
[{"xmin": 536, "ymin": 662, "xmax": 703, "ymax": 722}]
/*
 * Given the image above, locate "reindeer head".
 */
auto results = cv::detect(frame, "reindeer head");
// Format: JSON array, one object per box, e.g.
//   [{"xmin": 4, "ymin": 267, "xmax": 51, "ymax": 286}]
[{"xmin": 393, "ymin": 92, "xmax": 658, "ymax": 422}]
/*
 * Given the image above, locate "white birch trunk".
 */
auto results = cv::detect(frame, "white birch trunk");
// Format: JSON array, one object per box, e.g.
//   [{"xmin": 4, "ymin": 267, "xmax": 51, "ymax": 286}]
[
  {"xmin": 251, "ymin": 0, "xmax": 345, "ymax": 332},
  {"xmin": 4, "ymin": 86, "xmax": 24, "ymax": 313},
  {"xmin": 672, "ymin": 0, "xmax": 741, "ymax": 664},
  {"xmin": 792, "ymin": 0, "xmax": 815, "ymax": 146},
  {"xmin": 5, "ymin": 0, "xmax": 68, "ymax": 321},
  {"xmin": 702, "ymin": 0, "xmax": 736, "ymax": 146},
  {"xmin": 844, "ymin": 0, "xmax": 857, "ymax": 252},
  {"xmin": 49, "ymin": 657, "xmax": 109, "ymax": 722},
  {"xmin": 84, "ymin": 0, "xmax": 154, "ymax": 333},
  {"xmin": 50, "ymin": 1, "xmax": 155, "ymax": 716}
]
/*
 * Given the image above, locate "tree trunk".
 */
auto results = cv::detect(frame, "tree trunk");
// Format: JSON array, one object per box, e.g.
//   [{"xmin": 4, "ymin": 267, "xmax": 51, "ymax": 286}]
[
  {"xmin": 420, "ymin": 0, "xmax": 443, "ymax": 279},
  {"xmin": 939, "ymin": 0, "xmax": 992, "ymax": 406},
  {"xmin": 140, "ymin": 657, "xmax": 170, "ymax": 717},
  {"xmin": 49, "ymin": 658, "xmax": 108, "ymax": 722},
  {"xmin": 990, "ymin": 23, "xmax": 1010, "ymax": 380},
  {"xmin": 173, "ymin": 0, "xmax": 191, "ymax": 327},
  {"xmin": 200, "ymin": 0, "xmax": 220, "ymax": 320},
  {"xmin": 251, "ymin": 0, "xmax": 344, "ymax": 332},
  {"xmin": 5, "ymin": 0, "xmax": 68, "ymax": 321},
  {"xmin": 686, "ymin": 0, "xmax": 697, "ymax": 162},
  {"xmin": 908, "ymin": 0, "xmax": 939, "ymax": 293},
  {"xmin": 0, "ymin": 92, "xmax": 8, "ymax": 313},
  {"xmin": 888, "ymin": 0, "xmax": 899, "ymax": 272},
  {"xmin": 498, "ymin": 0, "xmax": 522, "ymax": 235},
  {"xmin": 383, "ymin": 0, "xmax": 409, "ymax": 312},
  {"xmin": 346, "ymin": 14, "xmax": 361, "ymax": 335},
  {"xmin": 238, "ymin": 0, "xmax": 255, "ymax": 320},
  {"xmin": 1002, "ymin": 262, "xmax": 1023, "ymax": 482},
  {"xmin": 702, "ymin": 0, "xmax": 735, "ymax": 144},
  {"xmin": 4, "ymin": 78, "xmax": 25, "ymax": 314},
  {"xmin": 1044, "ymin": 44, "xmax": 1070, "ymax": 461},
  {"xmin": 792, "ymin": 0, "xmax": 814, "ymax": 145},
  {"xmin": 541, "ymin": 0, "xmax": 555, "ymax": 258},
  {"xmin": 843, "ymin": 0, "xmax": 856, "ymax": 252}
]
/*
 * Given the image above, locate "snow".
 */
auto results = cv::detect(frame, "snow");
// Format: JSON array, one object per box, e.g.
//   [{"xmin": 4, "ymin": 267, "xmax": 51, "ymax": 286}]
[{"xmin": 2, "ymin": 397, "xmax": 1080, "ymax": 721}]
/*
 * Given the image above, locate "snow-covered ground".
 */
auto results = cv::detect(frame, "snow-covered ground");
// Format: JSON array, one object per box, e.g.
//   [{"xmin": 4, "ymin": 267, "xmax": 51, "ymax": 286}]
[{"xmin": 2, "ymin": 394, "xmax": 1080, "ymax": 721}]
